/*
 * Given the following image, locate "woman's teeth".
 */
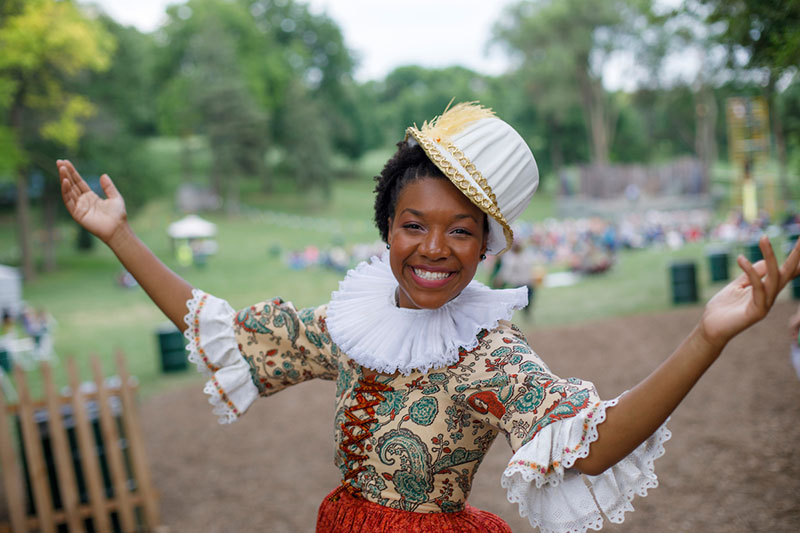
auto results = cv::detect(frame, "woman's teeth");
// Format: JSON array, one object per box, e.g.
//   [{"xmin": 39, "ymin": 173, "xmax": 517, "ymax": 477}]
[{"xmin": 413, "ymin": 268, "xmax": 451, "ymax": 280}]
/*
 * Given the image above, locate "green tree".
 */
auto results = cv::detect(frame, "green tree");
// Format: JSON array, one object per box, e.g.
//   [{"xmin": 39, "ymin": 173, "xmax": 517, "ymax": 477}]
[
  {"xmin": 650, "ymin": 2, "xmax": 731, "ymax": 177},
  {"xmin": 328, "ymin": 79, "xmax": 384, "ymax": 160},
  {"xmin": 80, "ymin": 16, "xmax": 159, "ymax": 137},
  {"xmin": 780, "ymin": 80, "xmax": 800, "ymax": 185},
  {"xmin": 494, "ymin": 0, "xmax": 655, "ymax": 165},
  {"xmin": 629, "ymin": 86, "xmax": 697, "ymax": 160},
  {"xmin": 490, "ymin": 56, "xmax": 586, "ymax": 177},
  {"xmin": 703, "ymin": 0, "xmax": 800, "ymax": 75},
  {"xmin": 701, "ymin": 0, "xmax": 800, "ymax": 202},
  {"xmin": 276, "ymin": 80, "xmax": 333, "ymax": 198},
  {"xmin": 378, "ymin": 65, "xmax": 492, "ymax": 142},
  {"xmin": 156, "ymin": 0, "xmax": 355, "ymax": 193},
  {"xmin": 185, "ymin": 20, "xmax": 268, "ymax": 213},
  {"xmin": 0, "ymin": 0, "xmax": 114, "ymax": 280},
  {"xmin": 73, "ymin": 15, "xmax": 163, "ymax": 215}
]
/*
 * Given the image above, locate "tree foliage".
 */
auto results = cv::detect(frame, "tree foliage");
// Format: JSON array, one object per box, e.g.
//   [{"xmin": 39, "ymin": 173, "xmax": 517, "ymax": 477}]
[
  {"xmin": 493, "ymin": 0, "xmax": 657, "ymax": 165},
  {"xmin": 0, "ymin": 0, "xmax": 114, "ymax": 280},
  {"xmin": 154, "ymin": 0, "xmax": 353, "ymax": 196},
  {"xmin": 72, "ymin": 15, "xmax": 162, "ymax": 213},
  {"xmin": 377, "ymin": 66, "xmax": 490, "ymax": 140},
  {"xmin": 276, "ymin": 80, "xmax": 333, "ymax": 197},
  {"xmin": 185, "ymin": 19, "xmax": 268, "ymax": 212},
  {"xmin": 3, "ymin": 0, "xmax": 800, "ymax": 284},
  {"xmin": 702, "ymin": 0, "xmax": 800, "ymax": 76},
  {"xmin": 700, "ymin": 0, "xmax": 800, "ymax": 198},
  {"xmin": 0, "ymin": 0, "xmax": 114, "ymax": 150}
]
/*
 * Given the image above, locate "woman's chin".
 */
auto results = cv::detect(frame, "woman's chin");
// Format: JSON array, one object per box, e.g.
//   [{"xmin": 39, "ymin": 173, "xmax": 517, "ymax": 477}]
[{"xmin": 396, "ymin": 288, "xmax": 462, "ymax": 310}]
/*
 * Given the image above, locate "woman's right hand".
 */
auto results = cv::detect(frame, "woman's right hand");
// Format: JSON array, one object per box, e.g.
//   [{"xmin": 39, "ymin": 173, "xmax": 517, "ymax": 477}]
[
  {"xmin": 57, "ymin": 160, "xmax": 127, "ymax": 244},
  {"xmin": 57, "ymin": 159, "xmax": 195, "ymax": 330}
]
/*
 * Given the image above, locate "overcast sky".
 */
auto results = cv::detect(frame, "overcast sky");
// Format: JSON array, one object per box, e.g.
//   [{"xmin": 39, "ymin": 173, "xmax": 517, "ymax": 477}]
[{"xmin": 87, "ymin": 0, "xmax": 519, "ymax": 82}]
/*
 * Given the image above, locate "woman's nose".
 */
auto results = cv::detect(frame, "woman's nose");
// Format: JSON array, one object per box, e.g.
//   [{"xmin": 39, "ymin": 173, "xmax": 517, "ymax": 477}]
[{"xmin": 420, "ymin": 230, "xmax": 448, "ymax": 258}]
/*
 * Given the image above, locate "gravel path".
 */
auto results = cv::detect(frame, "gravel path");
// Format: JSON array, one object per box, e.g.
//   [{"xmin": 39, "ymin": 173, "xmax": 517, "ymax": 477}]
[{"xmin": 135, "ymin": 300, "xmax": 799, "ymax": 531}]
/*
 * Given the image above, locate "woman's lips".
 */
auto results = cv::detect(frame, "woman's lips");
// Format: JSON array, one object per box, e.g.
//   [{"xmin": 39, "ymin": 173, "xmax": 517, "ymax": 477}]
[{"xmin": 409, "ymin": 266, "xmax": 455, "ymax": 288}]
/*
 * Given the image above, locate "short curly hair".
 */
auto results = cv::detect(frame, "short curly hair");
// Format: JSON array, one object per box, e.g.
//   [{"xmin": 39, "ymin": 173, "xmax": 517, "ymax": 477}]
[{"xmin": 373, "ymin": 141, "xmax": 447, "ymax": 243}]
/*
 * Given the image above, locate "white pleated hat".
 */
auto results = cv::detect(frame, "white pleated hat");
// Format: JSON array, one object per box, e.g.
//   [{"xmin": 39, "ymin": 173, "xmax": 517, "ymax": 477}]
[{"xmin": 405, "ymin": 102, "xmax": 538, "ymax": 255}]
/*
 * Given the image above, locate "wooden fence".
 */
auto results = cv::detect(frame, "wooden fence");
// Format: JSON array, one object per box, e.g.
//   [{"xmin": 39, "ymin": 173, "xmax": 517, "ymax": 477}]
[{"xmin": 0, "ymin": 353, "xmax": 161, "ymax": 532}]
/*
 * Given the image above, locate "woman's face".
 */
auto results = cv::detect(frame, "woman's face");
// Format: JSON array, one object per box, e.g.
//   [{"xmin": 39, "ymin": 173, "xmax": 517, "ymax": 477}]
[{"xmin": 388, "ymin": 176, "xmax": 487, "ymax": 309}]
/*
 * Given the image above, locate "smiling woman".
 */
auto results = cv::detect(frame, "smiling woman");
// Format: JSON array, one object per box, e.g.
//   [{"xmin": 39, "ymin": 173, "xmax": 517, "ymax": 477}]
[
  {"xmin": 56, "ymin": 102, "xmax": 800, "ymax": 533},
  {"xmin": 388, "ymin": 175, "xmax": 487, "ymax": 310}
]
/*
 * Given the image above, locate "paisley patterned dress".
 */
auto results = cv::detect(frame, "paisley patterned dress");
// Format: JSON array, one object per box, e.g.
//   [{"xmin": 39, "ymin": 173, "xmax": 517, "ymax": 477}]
[{"xmin": 185, "ymin": 289, "xmax": 669, "ymax": 533}]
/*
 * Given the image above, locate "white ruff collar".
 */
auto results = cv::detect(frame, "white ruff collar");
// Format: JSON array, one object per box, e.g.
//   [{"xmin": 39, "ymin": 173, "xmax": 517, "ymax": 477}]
[{"xmin": 326, "ymin": 252, "xmax": 528, "ymax": 375}]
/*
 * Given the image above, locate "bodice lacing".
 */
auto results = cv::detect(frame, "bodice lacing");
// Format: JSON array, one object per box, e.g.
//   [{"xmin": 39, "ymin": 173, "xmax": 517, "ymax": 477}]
[{"xmin": 339, "ymin": 376, "xmax": 393, "ymax": 495}]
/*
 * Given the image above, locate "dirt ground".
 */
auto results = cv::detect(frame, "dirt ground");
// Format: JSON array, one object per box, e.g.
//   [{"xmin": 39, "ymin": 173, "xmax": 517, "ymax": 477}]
[
  {"xmin": 135, "ymin": 300, "xmax": 800, "ymax": 532},
  {"xmin": 2, "ymin": 302, "xmax": 798, "ymax": 531},
  {"xmin": 4, "ymin": 304, "xmax": 798, "ymax": 532}
]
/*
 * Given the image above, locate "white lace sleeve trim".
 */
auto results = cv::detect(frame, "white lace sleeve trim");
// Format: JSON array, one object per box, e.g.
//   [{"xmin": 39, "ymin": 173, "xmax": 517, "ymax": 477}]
[
  {"xmin": 501, "ymin": 395, "xmax": 671, "ymax": 533},
  {"xmin": 184, "ymin": 289, "xmax": 259, "ymax": 424}
]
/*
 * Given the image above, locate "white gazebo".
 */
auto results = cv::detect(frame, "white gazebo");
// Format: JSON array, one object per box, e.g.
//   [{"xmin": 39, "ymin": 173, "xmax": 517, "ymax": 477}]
[
  {"xmin": 167, "ymin": 214, "xmax": 217, "ymax": 240},
  {"xmin": 167, "ymin": 215, "xmax": 218, "ymax": 266}
]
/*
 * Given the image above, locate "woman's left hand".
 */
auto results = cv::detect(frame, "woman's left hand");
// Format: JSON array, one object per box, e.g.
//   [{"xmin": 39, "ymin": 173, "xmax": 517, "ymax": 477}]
[
  {"xmin": 577, "ymin": 235, "xmax": 800, "ymax": 476},
  {"xmin": 700, "ymin": 235, "xmax": 800, "ymax": 348}
]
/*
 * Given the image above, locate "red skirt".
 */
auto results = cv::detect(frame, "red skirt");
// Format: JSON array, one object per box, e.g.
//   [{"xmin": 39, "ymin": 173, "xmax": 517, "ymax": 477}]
[{"xmin": 316, "ymin": 486, "xmax": 511, "ymax": 532}]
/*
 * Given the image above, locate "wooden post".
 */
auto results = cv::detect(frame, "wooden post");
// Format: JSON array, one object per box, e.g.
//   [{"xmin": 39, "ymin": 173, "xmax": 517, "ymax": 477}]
[
  {"xmin": 13, "ymin": 366, "xmax": 56, "ymax": 533},
  {"xmin": 0, "ymin": 381, "xmax": 28, "ymax": 532},
  {"xmin": 90, "ymin": 356, "xmax": 137, "ymax": 532},
  {"xmin": 41, "ymin": 362, "xmax": 83, "ymax": 532},
  {"xmin": 67, "ymin": 358, "xmax": 111, "ymax": 532},
  {"xmin": 116, "ymin": 350, "xmax": 160, "ymax": 528}
]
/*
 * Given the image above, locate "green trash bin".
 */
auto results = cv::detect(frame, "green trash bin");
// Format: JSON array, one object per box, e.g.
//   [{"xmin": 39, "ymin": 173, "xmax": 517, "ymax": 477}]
[
  {"xmin": 193, "ymin": 251, "xmax": 208, "ymax": 269},
  {"xmin": 670, "ymin": 261, "xmax": 698, "ymax": 304},
  {"xmin": 707, "ymin": 250, "xmax": 730, "ymax": 283},
  {"xmin": 745, "ymin": 240, "xmax": 763, "ymax": 264},
  {"xmin": 18, "ymin": 399, "xmax": 129, "ymax": 532},
  {"xmin": 156, "ymin": 324, "xmax": 188, "ymax": 373},
  {"xmin": 0, "ymin": 348, "xmax": 10, "ymax": 372}
]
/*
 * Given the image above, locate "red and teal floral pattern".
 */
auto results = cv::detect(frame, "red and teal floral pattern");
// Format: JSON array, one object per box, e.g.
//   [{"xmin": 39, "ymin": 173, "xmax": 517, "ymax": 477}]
[{"xmin": 231, "ymin": 300, "xmax": 600, "ymax": 514}]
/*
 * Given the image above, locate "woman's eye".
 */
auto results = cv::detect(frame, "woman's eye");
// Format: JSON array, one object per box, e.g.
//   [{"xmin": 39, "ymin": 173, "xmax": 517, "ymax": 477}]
[
  {"xmin": 452, "ymin": 228, "xmax": 472, "ymax": 235},
  {"xmin": 403, "ymin": 223, "xmax": 422, "ymax": 230}
]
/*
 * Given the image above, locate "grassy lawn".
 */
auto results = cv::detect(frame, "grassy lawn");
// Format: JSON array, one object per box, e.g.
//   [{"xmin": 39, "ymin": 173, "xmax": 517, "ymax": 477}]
[
  {"xmin": 6, "ymin": 141, "xmax": 796, "ymax": 397},
  {"xmin": 521, "ymin": 242, "xmax": 727, "ymax": 327}
]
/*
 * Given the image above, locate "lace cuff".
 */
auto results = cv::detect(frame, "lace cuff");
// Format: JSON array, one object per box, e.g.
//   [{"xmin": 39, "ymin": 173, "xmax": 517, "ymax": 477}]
[
  {"xmin": 501, "ymin": 396, "xmax": 671, "ymax": 533},
  {"xmin": 184, "ymin": 289, "xmax": 258, "ymax": 424}
]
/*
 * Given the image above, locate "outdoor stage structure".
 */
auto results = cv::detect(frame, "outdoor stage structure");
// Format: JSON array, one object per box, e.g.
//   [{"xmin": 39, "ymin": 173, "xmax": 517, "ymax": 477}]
[
  {"xmin": 556, "ymin": 156, "xmax": 711, "ymax": 219},
  {"xmin": 556, "ymin": 96, "xmax": 773, "ymax": 222}
]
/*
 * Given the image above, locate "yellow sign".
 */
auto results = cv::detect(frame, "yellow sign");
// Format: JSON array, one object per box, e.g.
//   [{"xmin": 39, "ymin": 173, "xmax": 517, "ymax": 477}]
[{"xmin": 725, "ymin": 97, "xmax": 771, "ymax": 220}]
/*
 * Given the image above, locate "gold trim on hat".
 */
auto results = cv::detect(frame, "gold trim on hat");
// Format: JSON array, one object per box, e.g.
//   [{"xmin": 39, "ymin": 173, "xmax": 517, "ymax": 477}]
[
  {"xmin": 406, "ymin": 126, "xmax": 514, "ymax": 253},
  {"xmin": 442, "ymin": 140, "xmax": 499, "ymax": 206}
]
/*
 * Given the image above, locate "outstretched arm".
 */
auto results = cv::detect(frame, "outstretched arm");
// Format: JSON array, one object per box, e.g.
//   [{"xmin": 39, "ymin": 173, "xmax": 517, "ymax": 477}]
[
  {"xmin": 57, "ymin": 160, "xmax": 194, "ymax": 331},
  {"xmin": 573, "ymin": 236, "xmax": 800, "ymax": 475}
]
